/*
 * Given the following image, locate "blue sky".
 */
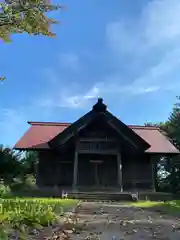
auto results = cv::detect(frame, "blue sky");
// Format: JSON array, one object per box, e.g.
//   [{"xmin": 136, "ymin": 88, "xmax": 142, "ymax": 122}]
[{"xmin": 1, "ymin": 0, "xmax": 180, "ymax": 146}]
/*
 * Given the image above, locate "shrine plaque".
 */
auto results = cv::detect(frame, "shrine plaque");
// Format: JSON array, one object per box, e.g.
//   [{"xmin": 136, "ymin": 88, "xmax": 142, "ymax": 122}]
[{"xmin": 78, "ymin": 141, "xmax": 116, "ymax": 151}]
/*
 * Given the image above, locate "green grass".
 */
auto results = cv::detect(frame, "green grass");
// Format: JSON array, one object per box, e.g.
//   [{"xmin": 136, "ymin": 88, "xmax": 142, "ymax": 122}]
[
  {"xmin": 130, "ymin": 201, "xmax": 164, "ymax": 208},
  {"xmin": 0, "ymin": 198, "xmax": 78, "ymax": 239},
  {"xmin": 130, "ymin": 200, "xmax": 180, "ymax": 215}
]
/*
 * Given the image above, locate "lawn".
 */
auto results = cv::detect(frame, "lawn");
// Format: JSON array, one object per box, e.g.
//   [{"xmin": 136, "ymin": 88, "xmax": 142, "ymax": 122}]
[
  {"xmin": 0, "ymin": 197, "xmax": 78, "ymax": 239},
  {"xmin": 130, "ymin": 200, "xmax": 180, "ymax": 215}
]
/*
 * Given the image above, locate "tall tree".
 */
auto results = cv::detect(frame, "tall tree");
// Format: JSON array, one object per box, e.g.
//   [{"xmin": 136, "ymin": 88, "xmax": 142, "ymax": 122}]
[
  {"xmin": 146, "ymin": 97, "xmax": 180, "ymax": 193},
  {"xmin": 0, "ymin": 0, "xmax": 62, "ymax": 80},
  {"xmin": 0, "ymin": 144, "xmax": 22, "ymax": 183},
  {"xmin": 165, "ymin": 97, "xmax": 180, "ymax": 149}
]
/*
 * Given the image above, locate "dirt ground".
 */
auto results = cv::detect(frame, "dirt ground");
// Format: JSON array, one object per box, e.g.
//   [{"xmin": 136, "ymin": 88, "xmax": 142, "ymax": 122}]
[{"xmin": 30, "ymin": 201, "xmax": 180, "ymax": 239}]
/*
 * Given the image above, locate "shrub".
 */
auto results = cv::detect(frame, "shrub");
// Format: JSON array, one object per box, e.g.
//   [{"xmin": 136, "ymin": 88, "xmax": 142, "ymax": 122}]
[
  {"xmin": 0, "ymin": 198, "xmax": 77, "ymax": 239},
  {"xmin": 10, "ymin": 175, "xmax": 38, "ymax": 196},
  {"xmin": 0, "ymin": 180, "xmax": 11, "ymax": 198},
  {"xmin": 0, "ymin": 198, "xmax": 76, "ymax": 226},
  {"xmin": 23, "ymin": 174, "xmax": 37, "ymax": 190}
]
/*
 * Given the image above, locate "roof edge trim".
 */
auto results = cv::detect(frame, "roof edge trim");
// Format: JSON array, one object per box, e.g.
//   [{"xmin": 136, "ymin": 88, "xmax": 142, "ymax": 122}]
[
  {"xmin": 27, "ymin": 121, "xmax": 160, "ymax": 130},
  {"xmin": 27, "ymin": 121, "xmax": 71, "ymax": 126}
]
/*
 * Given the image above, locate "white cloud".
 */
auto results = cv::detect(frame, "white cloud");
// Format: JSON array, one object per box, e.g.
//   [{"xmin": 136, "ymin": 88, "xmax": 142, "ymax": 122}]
[
  {"xmin": 59, "ymin": 53, "xmax": 80, "ymax": 70},
  {"xmin": 106, "ymin": 22, "xmax": 141, "ymax": 54},
  {"xmin": 107, "ymin": 0, "xmax": 180, "ymax": 52},
  {"xmin": 38, "ymin": 0, "xmax": 180, "ymax": 110},
  {"xmin": 106, "ymin": 0, "xmax": 180, "ymax": 95},
  {"xmin": 130, "ymin": 47, "xmax": 180, "ymax": 92},
  {"xmin": 143, "ymin": 0, "xmax": 180, "ymax": 46},
  {"xmin": 60, "ymin": 45, "xmax": 180, "ymax": 101},
  {"xmin": 37, "ymin": 84, "xmax": 101, "ymax": 109},
  {"xmin": 84, "ymin": 86, "xmax": 101, "ymax": 100},
  {"xmin": 46, "ymin": 82, "xmax": 161, "ymax": 109}
]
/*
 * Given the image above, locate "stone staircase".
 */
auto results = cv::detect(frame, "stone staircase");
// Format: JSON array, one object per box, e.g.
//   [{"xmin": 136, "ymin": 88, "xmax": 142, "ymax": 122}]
[
  {"xmin": 67, "ymin": 190, "xmax": 175, "ymax": 201},
  {"xmin": 67, "ymin": 191, "xmax": 134, "ymax": 201}
]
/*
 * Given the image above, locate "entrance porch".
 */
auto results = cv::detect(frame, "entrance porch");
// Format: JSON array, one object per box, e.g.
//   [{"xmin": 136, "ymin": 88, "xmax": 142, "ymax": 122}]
[{"xmin": 77, "ymin": 154, "xmax": 119, "ymax": 188}]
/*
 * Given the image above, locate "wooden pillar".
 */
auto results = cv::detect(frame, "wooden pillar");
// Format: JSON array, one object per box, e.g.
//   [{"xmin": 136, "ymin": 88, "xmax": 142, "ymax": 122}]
[
  {"xmin": 56, "ymin": 159, "xmax": 60, "ymax": 186},
  {"xmin": 94, "ymin": 163, "xmax": 100, "ymax": 186},
  {"xmin": 117, "ymin": 151, "xmax": 123, "ymax": 192},
  {"xmin": 73, "ymin": 143, "xmax": 78, "ymax": 190},
  {"xmin": 150, "ymin": 155, "xmax": 156, "ymax": 192},
  {"xmin": 132, "ymin": 162, "xmax": 136, "ymax": 191}
]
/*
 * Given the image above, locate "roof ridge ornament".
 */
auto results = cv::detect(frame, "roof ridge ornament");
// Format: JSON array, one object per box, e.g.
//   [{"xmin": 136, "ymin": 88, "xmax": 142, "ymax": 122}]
[{"xmin": 92, "ymin": 98, "xmax": 107, "ymax": 112}]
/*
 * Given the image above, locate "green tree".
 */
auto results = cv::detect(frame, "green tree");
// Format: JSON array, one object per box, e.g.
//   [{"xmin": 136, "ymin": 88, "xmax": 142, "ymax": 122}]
[
  {"xmin": 146, "ymin": 97, "xmax": 180, "ymax": 193},
  {"xmin": 0, "ymin": 145, "xmax": 38, "ymax": 181},
  {"xmin": 0, "ymin": 0, "xmax": 62, "ymax": 42},
  {"xmin": 0, "ymin": 0, "xmax": 62, "ymax": 80},
  {"xmin": 0, "ymin": 144, "xmax": 22, "ymax": 183},
  {"xmin": 164, "ymin": 99, "xmax": 180, "ymax": 193},
  {"xmin": 21, "ymin": 151, "xmax": 38, "ymax": 175},
  {"xmin": 165, "ymin": 97, "xmax": 180, "ymax": 149},
  {"xmin": 144, "ymin": 121, "xmax": 167, "ymax": 131}
]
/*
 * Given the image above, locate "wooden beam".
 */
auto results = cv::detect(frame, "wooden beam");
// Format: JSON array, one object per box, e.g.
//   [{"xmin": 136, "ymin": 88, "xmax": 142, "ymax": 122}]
[
  {"xmin": 60, "ymin": 161, "xmax": 72, "ymax": 164},
  {"xmin": 55, "ymin": 161, "xmax": 60, "ymax": 186},
  {"xmin": 132, "ymin": 162, "xmax": 136, "ymax": 191},
  {"xmin": 73, "ymin": 143, "xmax": 78, "ymax": 190},
  {"xmin": 90, "ymin": 160, "xmax": 103, "ymax": 164},
  {"xmin": 77, "ymin": 149, "xmax": 118, "ymax": 154},
  {"xmin": 117, "ymin": 151, "xmax": 123, "ymax": 192},
  {"xmin": 95, "ymin": 163, "xmax": 99, "ymax": 186},
  {"xmin": 79, "ymin": 138, "xmax": 116, "ymax": 142},
  {"xmin": 107, "ymin": 120, "xmax": 139, "ymax": 149}
]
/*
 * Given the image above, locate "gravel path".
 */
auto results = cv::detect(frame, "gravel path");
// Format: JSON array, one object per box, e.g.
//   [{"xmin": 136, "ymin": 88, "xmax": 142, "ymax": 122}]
[
  {"xmin": 27, "ymin": 201, "xmax": 180, "ymax": 239},
  {"xmin": 67, "ymin": 201, "xmax": 180, "ymax": 240}
]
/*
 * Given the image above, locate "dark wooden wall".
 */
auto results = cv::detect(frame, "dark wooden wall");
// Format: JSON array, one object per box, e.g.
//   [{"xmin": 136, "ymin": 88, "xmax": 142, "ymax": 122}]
[
  {"xmin": 37, "ymin": 150, "xmax": 154, "ymax": 191},
  {"xmin": 122, "ymin": 153, "xmax": 153, "ymax": 190},
  {"xmin": 77, "ymin": 154, "xmax": 117, "ymax": 187},
  {"xmin": 79, "ymin": 115, "xmax": 120, "ymax": 140},
  {"xmin": 37, "ymin": 149, "xmax": 74, "ymax": 187}
]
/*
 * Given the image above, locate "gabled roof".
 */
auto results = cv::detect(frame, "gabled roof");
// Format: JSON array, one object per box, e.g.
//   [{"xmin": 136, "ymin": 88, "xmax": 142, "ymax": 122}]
[
  {"xmin": 48, "ymin": 99, "xmax": 150, "ymax": 151},
  {"xmin": 14, "ymin": 99, "xmax": 179, "ymax": 154},
  {"xmin": 14, "ymin": 122, "xmax": 179, "ymax": 154}
]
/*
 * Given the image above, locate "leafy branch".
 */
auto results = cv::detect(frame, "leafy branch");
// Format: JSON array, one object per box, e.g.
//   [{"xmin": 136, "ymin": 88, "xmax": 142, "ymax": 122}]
[{"xmin": 0, "ymin": 0, "xmax": 63, "ymax": 80}]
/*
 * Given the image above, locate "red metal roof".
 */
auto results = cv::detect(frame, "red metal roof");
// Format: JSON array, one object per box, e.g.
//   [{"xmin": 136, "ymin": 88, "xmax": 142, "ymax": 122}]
[
  {"xmin": 14, "ymin": 122, "xmax": 69, "ymax": 150},
  {"xmin": 14, "ymin": 121, "xmax": 179, "ymax": 154},
  {"xmin": 132, "ymin": 127, "xmax": 178, "ymax": 153}
]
